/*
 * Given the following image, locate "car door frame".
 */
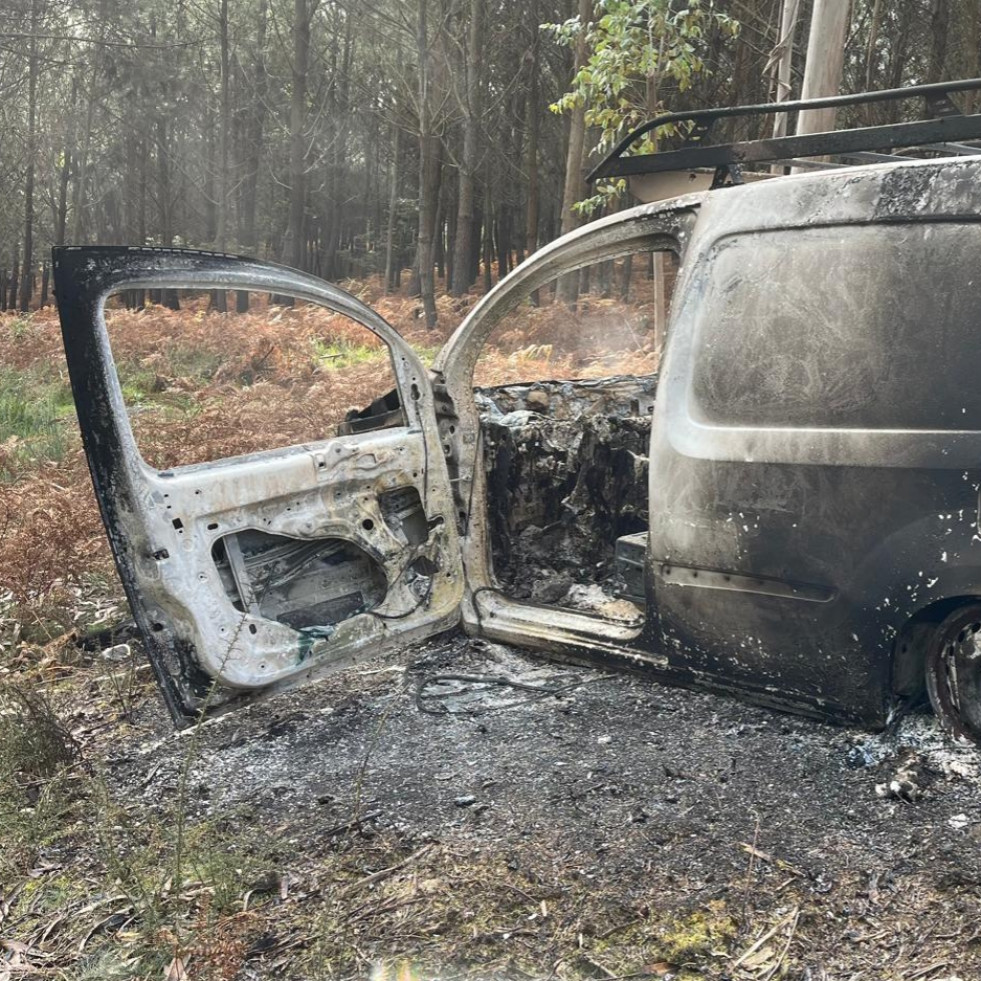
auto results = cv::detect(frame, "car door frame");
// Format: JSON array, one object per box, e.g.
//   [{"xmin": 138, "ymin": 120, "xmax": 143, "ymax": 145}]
[
  {"xmin": 54, "ymin": 246, "xmax": 463, "ymax": 724},
  {"xmin": 431, "ymin": 197, "xmax": 702, "ymax": 664}
]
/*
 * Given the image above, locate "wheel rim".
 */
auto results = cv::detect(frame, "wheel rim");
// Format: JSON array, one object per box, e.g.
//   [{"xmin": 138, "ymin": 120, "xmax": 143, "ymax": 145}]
[{"xmin": 928, "ymin": 617, "xmax": 981, "ymax": 743}]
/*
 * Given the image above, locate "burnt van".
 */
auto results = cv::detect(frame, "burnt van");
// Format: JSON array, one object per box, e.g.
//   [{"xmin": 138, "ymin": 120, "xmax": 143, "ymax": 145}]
[{"xmin": 54, "ymin": 79, "xmax": 981, "ymax": 742}]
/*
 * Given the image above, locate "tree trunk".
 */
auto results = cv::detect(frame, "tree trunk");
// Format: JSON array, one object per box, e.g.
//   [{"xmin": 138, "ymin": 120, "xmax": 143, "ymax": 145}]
[
  {"xmin": 524, "ymin": 0, "xmax": 540, "ymax": 259},
  {"xmin": 435, "ymin": 193, "xmax": 446, "ymax": 282},
  {"xmin": 416, "ymin": 133, "xmax": 442, "ymax": 327},
  {"xmin": 927, "ymin": 0, "xmax": 950, "ymax": 85},
  {"xmin": 967, "ymin": 0, "xmax": 981, "ymax": 114},
  {"xmin": 619, "ymin": 253, "xmax": 632, "ymax": 302},
  {"xmin": 327, "ymin": 10, "xmax": 356, "ymax": 280},
  {"xmin": 288, "ymin": 0, "xmax": 310, "ymax": 271},
  {"xmin": 237, "ymin": 0, "xmax": 268, "ymax": 311},
  {"xmin": 769, "ymin": 0, "xmax": 799, "ymax": 139},
  {"xmin": 414, "ymin": 0, "xmax": 440, "ymax": 328},
  {"xmin": 864, "ymin": 0, "xmax": 883, "ymax": 93},
  {"xmin": 9, "ymin": 246, "xmax": 20, "ymax": 311},
  {"xmin": 524, "ymin": 0, "xmax": 541, "ymax": 304},
  {"xmin": 70, "ymin": 74, "xmax": 96, "ymax": 244},
  {"xmin": 154, "ymin": 117, "xmax": 180, "ymax": 310},
  {"xmin": 445, "ymin": 178, "xmax": 456, "ymax": 288},
  {"xmin": 19, "ymin": 0, "xmax": 40, "ymax": 312},
  {"xmin": 213, "ymin": 0, "xmax": 230, "ymax": 313},
  {"xmin": 496, "ymin": 207, "xmax": 510, "ymax": 280},
  {"xmin": 450, "ymin": 0, "xmax": 484, "ymax": 296},
  {"xmin": 482, "ymin": 174, "xmax": 493, "ymax": 294},
  {"xmin": 55, "ymin": 76, "xmax": 77, "ymax": 248},
  {"xmin": 557, "ymin": 0, "xmax": 591, "ymax": 307},
  {"xmin": 156, "ymin": 118, "xmax": 173, "ymax": 245},
  {"xmin": 384, "ymin": 125, "xmax": 401, "ymax": 293}
]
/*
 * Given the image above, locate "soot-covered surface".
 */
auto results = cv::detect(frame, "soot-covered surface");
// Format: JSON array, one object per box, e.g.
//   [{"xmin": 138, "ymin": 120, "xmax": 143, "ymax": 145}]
[
  {"xmin": 106, "ymin": 631, "xmax": 981, "ymax": 977},
  {"xmin": 477, "ymin": 377, "xmax": 654, "ymax": 608}
]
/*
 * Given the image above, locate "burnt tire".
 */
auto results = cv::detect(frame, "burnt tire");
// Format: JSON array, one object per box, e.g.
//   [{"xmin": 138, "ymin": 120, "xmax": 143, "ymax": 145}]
[{"xmin": 925, "ymin": 604, "xmax": 981, "ymax": 744}]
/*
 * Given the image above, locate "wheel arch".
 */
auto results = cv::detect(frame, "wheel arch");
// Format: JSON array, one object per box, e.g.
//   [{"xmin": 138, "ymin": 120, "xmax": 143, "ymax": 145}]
[{"xmin": 891, "ymin": 594, "xmax": 981, "ymax": 700}]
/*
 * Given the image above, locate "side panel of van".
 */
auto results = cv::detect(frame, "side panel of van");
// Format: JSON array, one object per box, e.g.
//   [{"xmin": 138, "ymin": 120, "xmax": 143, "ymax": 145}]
[{"xmin": 649, "ymin": 160, "xmax": 981, "ymax": 724}]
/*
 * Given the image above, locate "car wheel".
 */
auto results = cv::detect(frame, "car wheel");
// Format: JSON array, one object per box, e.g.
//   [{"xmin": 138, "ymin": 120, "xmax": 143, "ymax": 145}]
[{"xmin": 925, "ymin": 604, "xmax": 981, "ymax": 743}]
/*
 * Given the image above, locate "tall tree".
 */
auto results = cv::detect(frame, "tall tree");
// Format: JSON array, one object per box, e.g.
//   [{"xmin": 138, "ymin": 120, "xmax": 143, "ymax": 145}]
[
  {"xmin": 287, "ymin": 0, "xmax": 313, "ymax": 271},
  {"xmin": 19, "ymin": 0, "xmax": 42, "ymax": 312},
  {"xmin": 213, "ymin": 0, "xmax": 231, "ymax": 311},
  {"xmin": 449, "ymin": 0, "xmax": 484, "ymax": 296},
  {"xmin": 524, "ymin": 0, "xmax": 542, "ymax": 264},
  {"xmin": 556, "ymin": 0, "xmax": 591, "ymax": 305},
  {"xmin": 413, "ymin": 0, "xmax": 443, "ymax": 327},
  {"xmin": 767, "ymin": 0, "xmax": 800, "ymax": 138}
]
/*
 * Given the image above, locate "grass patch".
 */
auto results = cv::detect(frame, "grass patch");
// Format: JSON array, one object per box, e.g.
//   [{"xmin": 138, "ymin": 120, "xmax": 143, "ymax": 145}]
[
  {"xmin": 0, "ymin": 687, "xmax": 277, "ymax": 979},
  {"xmin": 0, "ymin": 682, "xmax": 79, "ymax": 880},
  {"xmin": 0, "ymin": 682, "xmax": 77, "ymax": 782},
  {"xmin": 96, "ymin": 799, "xmax": 274, "ymax": 927},
  {"xmin": 165, "ymin": 345, "xmax": 225, "ymax": 383},
  {"xmin": 412, "ymin": 342, "xmax": 442, "ymax": 367},
  {"xmin": 4, "ymin": 591, "xmax": 80, "ymax": 648},
  {"xmin": 0, "ymin": 366, "xmax": 75, "ymax": 478},
  {"xmin": 301, "ymin": 840, "xmax": 740, "ymax": 980},
  {"xmin": 116, "ymin": 352, "xmax": 215, "ymax": 413},
  {"xmin": 116, "ymin": 360, "xmax": 161, "ymax": 404},
  {"xmin": 312, "ymin": 335, "xmax": 388, "ymax": 371}
]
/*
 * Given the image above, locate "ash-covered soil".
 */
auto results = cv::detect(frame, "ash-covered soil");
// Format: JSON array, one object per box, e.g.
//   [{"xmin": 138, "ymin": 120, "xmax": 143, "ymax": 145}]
[{"xmin": 104, "ymin": 630, "xmax": 981, "ymax": 979}]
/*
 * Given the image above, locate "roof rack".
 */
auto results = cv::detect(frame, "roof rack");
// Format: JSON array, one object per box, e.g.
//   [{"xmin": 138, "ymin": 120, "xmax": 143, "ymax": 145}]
[{"xmin": 587, "ymin": 78, "xmax": 981, "ymax": 189}]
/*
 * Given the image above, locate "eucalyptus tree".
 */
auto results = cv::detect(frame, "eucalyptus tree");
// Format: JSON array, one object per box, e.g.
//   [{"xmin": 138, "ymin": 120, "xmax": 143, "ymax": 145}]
[{"xmin": 546, "ymin": 0, "xmax": 739, "ymax": 218}]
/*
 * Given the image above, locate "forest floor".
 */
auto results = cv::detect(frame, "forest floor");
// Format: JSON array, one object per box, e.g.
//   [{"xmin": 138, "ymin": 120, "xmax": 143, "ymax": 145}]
[
  {"xmin": 3, "ymin": 627, "xmax": 981, "ymax": 981},
  {"xmin": 1, "ymin": 281, "xmax": 978, "ymax": 980}
]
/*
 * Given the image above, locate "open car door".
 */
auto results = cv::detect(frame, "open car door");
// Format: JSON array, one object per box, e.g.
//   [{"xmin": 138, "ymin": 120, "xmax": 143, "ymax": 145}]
[
  {"xmin": 54, "ymin": 247, "xmax": 462, "ymax": 725},
  {"xmin": 431, "ymin": 201, "xmax": 697, "ymax": 675}
]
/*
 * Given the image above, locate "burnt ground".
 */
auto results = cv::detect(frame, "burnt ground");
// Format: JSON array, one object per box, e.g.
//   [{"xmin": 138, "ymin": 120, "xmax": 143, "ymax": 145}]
[
  {"xmin": 5, "ymin": 379, "xmax": 981, "ymax": 979},
  {"xmin": 83, "ymin": 629, "xmax": 981, "ymax": 980}
]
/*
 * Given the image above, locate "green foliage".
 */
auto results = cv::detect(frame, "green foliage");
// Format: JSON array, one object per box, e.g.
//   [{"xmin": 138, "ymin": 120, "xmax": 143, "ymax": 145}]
[
  {"xmin": 0, "ymin": 683, "xmax": 78, "ymax": 879},
  {"xmin": 545, "ymin": 0, "xmax": 738, "ymax": 215},
  {"xmin": 0, "ymin": 366, "xmax": 75, "ymax": 478}
]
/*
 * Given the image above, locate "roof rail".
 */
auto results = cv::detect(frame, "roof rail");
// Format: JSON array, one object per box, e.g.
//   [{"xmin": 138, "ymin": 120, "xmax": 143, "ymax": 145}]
[{"xmin": 587, "ymin": 78, "xmax": 981, "ymax": 187}]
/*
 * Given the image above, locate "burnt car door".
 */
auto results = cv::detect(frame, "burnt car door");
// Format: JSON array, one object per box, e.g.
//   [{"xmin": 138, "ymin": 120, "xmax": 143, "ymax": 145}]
[{"xmin": 54, "ymin": 247, "xmax": 462, "ymax": 724}]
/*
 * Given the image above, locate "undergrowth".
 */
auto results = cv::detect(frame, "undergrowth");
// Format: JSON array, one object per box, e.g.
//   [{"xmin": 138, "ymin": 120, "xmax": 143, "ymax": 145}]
[
  {"xmin": 0, "ymin": 681, "xmax": 79, "ymax": 879},
  {"xmin": 0, "ymin": 662, "xmax": 279, "ymax": 979},
  {"xmin": 300, "ymin": 838, "xmax": 738, "ymax": 980},
  {"xmin": 0, "ymin": 276, "xmax": 669, "ymax": 978},
  {"xmin": 0, "ymin": 366, "xmax": 75, "ymax": 478}
]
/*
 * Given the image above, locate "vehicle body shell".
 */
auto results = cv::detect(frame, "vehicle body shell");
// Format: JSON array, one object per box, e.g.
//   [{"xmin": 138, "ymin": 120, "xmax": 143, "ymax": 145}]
[{"xmin": 54, "ymin": 154, "xmax": 981, "ymax": 730}]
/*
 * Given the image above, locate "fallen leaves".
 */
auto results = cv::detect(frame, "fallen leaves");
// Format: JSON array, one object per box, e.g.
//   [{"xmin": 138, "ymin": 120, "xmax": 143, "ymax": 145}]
[{"xmin": 164, "ymin": 954, "xmax": 189, "ymax": 980}]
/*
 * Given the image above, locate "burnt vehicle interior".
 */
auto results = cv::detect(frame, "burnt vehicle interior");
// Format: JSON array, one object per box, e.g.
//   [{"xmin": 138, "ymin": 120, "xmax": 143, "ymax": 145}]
[
  {"xmin": 474, "ymin": 250, "xmax": 677, "ymax": 623},
  {"xmin": 53, "ymin": 78, "xmax": 981, "ymax": 743}
]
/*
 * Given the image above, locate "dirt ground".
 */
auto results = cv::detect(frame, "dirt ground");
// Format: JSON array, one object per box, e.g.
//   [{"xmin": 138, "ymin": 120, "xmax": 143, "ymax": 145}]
[
  {"xmin": 60, "ymin": 629, "xmax": 981, "ymax": 980},
  {"xmin": 2, "ymin": 284, "xmax": 980, "ymax": 980}
]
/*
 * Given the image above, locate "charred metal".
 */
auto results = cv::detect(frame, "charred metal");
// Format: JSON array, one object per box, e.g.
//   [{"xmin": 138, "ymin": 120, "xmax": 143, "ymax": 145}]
[{"xmin": 53, "ymin": 149, "xmax": 981, "ymax": 744}]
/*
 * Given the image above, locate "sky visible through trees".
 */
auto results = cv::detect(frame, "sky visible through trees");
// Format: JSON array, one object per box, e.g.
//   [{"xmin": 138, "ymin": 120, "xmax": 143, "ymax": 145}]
[{"xmin": 1, "ymin": 0, "xmax": 980, "ymax": 323}]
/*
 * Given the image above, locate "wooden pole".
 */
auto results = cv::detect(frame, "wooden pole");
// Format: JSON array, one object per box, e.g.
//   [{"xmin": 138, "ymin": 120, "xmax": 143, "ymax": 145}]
[
  {"xmin": 770, "ymin": 0, "xmax": 800, "ymax": 139},
  {"xmin": 796, "ymin": 0, "xmax": 851, "ymax": 136}
]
